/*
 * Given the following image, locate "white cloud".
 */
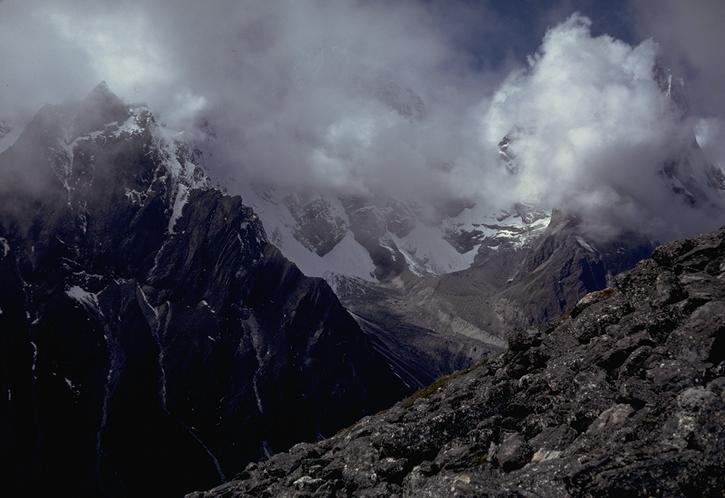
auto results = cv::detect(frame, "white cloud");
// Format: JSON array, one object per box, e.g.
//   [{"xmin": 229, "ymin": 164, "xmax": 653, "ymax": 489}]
[
  {"xmin": 478, "ymin": 14, "xmax": 721, "ymax": 239},
  {"xmin": 0, "ymin": 0, "xmax": 498, "ymax": 202},
  {"xmin": 43, "ymin": 9, "xmax": 170, "ymax": 96}
]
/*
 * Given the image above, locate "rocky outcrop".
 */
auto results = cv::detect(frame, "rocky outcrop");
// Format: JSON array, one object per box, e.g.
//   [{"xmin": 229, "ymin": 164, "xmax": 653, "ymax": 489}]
[
  {"xmin": 190, "ymin": 226, "xmax": 725, "ymax": 497},
  {"xmin": 283, "ymin": 194, "xmax": 347, "ymax": 257},
  {"xmin": 0, "ymin": 85, "xmax": 407, "ymax": 497}
]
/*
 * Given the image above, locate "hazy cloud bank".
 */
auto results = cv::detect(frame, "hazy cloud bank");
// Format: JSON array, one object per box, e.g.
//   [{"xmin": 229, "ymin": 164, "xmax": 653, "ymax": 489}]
[{"xmin": 1, "ymin": 0, "xmax": 724, "ymax": 240}]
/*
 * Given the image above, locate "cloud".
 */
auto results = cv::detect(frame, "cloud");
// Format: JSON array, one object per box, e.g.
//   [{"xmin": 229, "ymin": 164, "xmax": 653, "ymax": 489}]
[
  {"xmin": 478, "ymin": 14, "xmax": 724, "ymax": 240},
  {"xmin": 631, "ymin": 0, "xmax": 725, "ymax": 116},
  {"xmin": 0, "ymin": 0, "xmax": 500, "ymax": 201},
  {"xmin": 630, "ymin": 0, "xmax": 725, "ymax": 171},
  {"xmin": 0, "ymin": 1, "xmax": 723, "ymax": 241},
  {"xmin": 0, "ymin": 2, "xmax": 96, "ymax": 122}
]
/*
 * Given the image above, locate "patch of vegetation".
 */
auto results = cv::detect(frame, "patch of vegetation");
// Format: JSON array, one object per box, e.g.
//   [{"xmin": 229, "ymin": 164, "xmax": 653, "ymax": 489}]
[
  {"xmin": 400, "ymin": 368, "xmax": 469, "ymax": 409},
  {"xmin": 471, "ymin": 452, "xmax": 491, "ymax": 466}
]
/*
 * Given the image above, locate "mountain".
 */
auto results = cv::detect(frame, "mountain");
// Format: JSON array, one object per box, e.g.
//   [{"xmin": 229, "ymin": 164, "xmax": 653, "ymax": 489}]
[
  {"xmin": 189, "ymin": 225, "xmax": 725, "ymax": 497},
  {"xmin": 4, "ymin": 72, "xmax": 724, "ymax": 497},
  {"xmin": 326, "ymin": 209, "xmax": 654, "ymax": 390},
  {"xmin": 221, "ymin": 70, "xmax": 725, "ymax": 391},
  {"xmin": 231, "ymin": 182, "xmax": 660, "ymax": 388},
  {"xmin": 231, "ymin": 183, "xmax": 551, "ymax": 284},
  {"xmin": 223, "ymin": 165, "xmax": 715, "ymax": 390},
  {"xmin": 220, "ymin": 185, "xmax": 555, "ymax": 385},
  {"xmin": 0, "ymin": 84, "xmax": 408, "ymax": 497},
  {"xmin": 438, "ymin": 210, "xmax": 655, "ymax": 331}
]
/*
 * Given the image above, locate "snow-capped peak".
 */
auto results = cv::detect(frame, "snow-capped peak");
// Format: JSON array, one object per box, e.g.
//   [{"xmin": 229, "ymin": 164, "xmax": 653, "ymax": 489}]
[{"xmin": 227, "ymin": 179, "xmax": 551, "ymax": 285}]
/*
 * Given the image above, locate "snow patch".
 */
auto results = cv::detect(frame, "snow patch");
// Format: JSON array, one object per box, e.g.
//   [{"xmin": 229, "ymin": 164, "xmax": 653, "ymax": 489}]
[
  {"xmin": 575, "ymin": 236, "xmax": 596, "ymax": 253},
  {"xmin": 66, "ymin": 285, "xmax": 99, "ymax": 310},
  {"xmin": 445, "ymin": 203, "xmax": 551, "ymax": 251},
  {"xmin": 113, "ymin": 108, "xmax": 144, "ymax": 137},
  {"xmin": 234, "ymin": 182, "xmax": 377, "ymax": 282},
  {"xmin": 392, "ymin": 223, "xmax": 477, "ymax": 275},
  {"xmin": 30, "ymin": 341, "xmax": 38, "ymax": 378},
  {"xmin": 226, "ymin": 179, "xmax": 550, "ymax": 281},
  {"xmin": 0, "ymin": 237, "xmax": 10, "ymax": 257},
  {"xmin": 64, "ymin": 377, "xmax": 80, "ymax": 396},
  {"xmin": 124, "ymin": 188, "xmax": 146, "ymax": 205},
  {"xmin": 318, "ymin": 232, "xmax": 377, "ymax": 281},
  {"xmin": 153, "ymin": 123, "xmax": 187, "ymax": 178},
  {"xmin": 169, "ymin": 183, "xmax": 190, "ymax": 233}
]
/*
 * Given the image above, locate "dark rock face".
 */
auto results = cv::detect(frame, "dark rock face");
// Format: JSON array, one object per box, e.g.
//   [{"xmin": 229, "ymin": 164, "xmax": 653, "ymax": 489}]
[
  {"xmin": 0, "ymin": 86, "xmax": 407, "ymax": 497},
  {"xmin": 190, "ymin": 227, "xmax": 725, "ymax": 497},
  {"xmin": 340, "ymin": 196, "xmax": 413, "ymax": 280},
  {"xmin": 283, "ymin": 194, "xmax": 347, "ymax": 257}
]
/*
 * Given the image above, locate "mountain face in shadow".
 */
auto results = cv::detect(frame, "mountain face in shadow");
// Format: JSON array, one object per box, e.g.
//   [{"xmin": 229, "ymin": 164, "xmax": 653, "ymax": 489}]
[{"xmin": 0, "ymin": 85, "xmax": 407, "ymax": 497}]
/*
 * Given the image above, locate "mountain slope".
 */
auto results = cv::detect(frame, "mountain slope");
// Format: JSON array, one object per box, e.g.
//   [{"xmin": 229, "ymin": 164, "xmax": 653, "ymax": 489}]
[
  {"xmin": 330, "ymin": 210, "xmax": 654, "ymax": 391},
  {"xmin": 190, "ymin": 226, "xmax": 725, "ymax": 497},
  {"xmin": 0, "ymin": 85, "xmax": 407, "ymax": 497}
]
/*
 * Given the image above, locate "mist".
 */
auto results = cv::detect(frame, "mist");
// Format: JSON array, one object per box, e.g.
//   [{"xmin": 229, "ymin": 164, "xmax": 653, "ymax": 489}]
[
  {"xmin": 1, "ymin": 0, "xmax": 724, "ymax": 241},
  {"xmin": 631, "ymin": 0, "xmax": 725, "ymax": 173}
]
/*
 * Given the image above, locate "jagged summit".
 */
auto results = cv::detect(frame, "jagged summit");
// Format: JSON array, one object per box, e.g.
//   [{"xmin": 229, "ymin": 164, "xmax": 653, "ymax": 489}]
[
  {"xmin": 89, "ymin": 80, "xmax": 114, "ymax": 96},
  {"xmin": 0, "ymin": 92, "xmax": 408, "ymax": 497},
  {"xmin": 68, "ymin": 81, "xmax": 131, "ymax": 139},
  {"xmin": 85, "ymin": 80, "xmax": 121, "ymax": 105}
]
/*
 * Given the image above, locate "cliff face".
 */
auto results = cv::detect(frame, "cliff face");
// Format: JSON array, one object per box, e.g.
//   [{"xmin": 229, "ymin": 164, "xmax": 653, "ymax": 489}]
[
  {"xmin": 191, "ymin": 227, "xmax": 725, "ymax": 497},
  {"xmin": 0, "ymin": 86, "xmax": 407, "ymax": 497}
]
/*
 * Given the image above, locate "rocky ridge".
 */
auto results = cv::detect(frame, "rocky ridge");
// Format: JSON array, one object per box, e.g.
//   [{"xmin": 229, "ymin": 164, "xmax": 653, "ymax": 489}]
[{"xmin": 190, "ymin": 226, "xmax": 725, "ymax": 497}]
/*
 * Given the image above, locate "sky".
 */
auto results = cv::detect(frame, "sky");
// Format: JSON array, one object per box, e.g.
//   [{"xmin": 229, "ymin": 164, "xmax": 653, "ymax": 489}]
[{"xmin": 1, "ymin": 0, "xmax": 724, "ymax": 240}]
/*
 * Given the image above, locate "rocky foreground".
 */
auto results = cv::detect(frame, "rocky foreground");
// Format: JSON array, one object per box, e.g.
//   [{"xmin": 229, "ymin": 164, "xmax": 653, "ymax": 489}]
[{"xmin": 190, "ymin": 227, "xmax": 725, "ymax": 497}]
